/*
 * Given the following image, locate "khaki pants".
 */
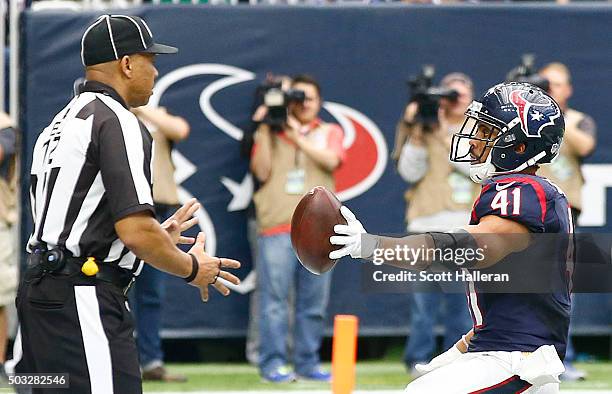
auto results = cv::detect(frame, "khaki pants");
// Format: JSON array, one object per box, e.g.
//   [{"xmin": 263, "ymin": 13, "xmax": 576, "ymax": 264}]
[{"xmin": 0, "ymin": 222, "xmax": 17, "ymax": 306}]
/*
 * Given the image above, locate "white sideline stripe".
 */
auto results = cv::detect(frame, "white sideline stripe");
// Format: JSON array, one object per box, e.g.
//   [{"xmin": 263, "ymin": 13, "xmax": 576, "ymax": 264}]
[
  {"xmin": 146, "ymin": 391, "xmax": 611, "ymax": 394},
  {"xmin": 75, "ymin": 286, "xmax": 114, "ymax": 394}
]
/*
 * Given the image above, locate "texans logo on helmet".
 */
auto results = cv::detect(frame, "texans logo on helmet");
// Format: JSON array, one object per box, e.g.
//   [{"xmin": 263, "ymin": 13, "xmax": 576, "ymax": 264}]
[{"xmin": 509, "ymin": 90, "xmax": 560, "ymax": 137}]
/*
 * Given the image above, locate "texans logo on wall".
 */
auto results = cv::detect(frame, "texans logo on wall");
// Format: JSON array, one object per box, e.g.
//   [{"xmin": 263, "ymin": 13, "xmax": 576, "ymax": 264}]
[{"xmin": 149, "ymin": 64, "xmax": 388, "ymax": 258}]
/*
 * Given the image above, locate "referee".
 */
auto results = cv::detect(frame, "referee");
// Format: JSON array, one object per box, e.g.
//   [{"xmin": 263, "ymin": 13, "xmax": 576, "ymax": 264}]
[{"xmin": 6, "ymin": 15, "xmax": 240, "ymax": 394}]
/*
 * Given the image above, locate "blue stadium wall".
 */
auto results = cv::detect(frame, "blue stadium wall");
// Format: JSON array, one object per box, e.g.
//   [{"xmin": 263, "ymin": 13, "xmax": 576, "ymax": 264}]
[{"xmin": 21, "ymin": 5, "xmax": 612, "ymax": 337}]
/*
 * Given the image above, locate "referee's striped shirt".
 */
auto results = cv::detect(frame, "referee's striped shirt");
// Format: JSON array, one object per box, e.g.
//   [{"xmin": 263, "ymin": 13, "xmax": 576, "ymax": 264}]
[{"xmin": 27, "ymin": 80, "xmax": 154, "ymax": 274}]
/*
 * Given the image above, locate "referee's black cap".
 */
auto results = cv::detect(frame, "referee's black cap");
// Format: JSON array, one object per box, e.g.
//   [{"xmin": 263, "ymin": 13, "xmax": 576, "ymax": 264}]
[{"xmin": 81, "ymin": 15, "xmax": 178, "ymax": 66}]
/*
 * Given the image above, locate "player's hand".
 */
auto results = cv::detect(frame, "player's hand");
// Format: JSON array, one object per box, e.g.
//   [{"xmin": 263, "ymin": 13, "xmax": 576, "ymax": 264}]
[
  {"xmin": 329, "ymin": 206, "xmax": 367, "ymax": 259},
  {"xmin": 414, "ymin": 345, "xmax": 462, "ymax": 375},
  {"xmin": 161, "ymin": 198, "xmax": 200, "ymax": 245},
  {"xmin": 187, "ymin": 232, "xmax": 241, "ymax": 302}
]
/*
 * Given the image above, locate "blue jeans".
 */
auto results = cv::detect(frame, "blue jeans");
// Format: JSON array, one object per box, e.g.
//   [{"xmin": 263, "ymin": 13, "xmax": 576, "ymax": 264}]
[
  {"xmin": 404, "ymin": 292, "xmax": 472, "ymax": 365},
  {"xmin": 133, "ymin": 262, "xmax": 166, "ymax": 368},
  {"xmin": 256, "ymin": 232, "xmax": 331, "ymax": 376}
]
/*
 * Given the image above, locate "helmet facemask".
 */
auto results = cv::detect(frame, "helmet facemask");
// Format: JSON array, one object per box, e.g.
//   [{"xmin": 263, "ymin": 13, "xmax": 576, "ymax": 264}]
[{"xmin": 450, "ymin": 101, "xmax": 506, "ymax": 183}]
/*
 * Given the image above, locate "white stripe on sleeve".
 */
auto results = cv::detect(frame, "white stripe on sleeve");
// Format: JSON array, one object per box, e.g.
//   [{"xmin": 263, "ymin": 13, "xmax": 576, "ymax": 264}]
[{"xmin": 98, "ymin": 95, "xmax": 153, "ymax": 206}]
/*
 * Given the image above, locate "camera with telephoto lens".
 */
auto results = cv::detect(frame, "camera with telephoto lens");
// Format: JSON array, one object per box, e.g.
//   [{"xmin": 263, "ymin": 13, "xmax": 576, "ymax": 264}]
[
  {"xmin": 258, "ymin": 78, "xmax": 306, "ymax": 131},
  {"xmin": 505, "ymin": 54, "xmax": 550, "ymax": 92},
  {"xmin": 407, "ymin": 65, "xmax": 459, "ymax": 129}
]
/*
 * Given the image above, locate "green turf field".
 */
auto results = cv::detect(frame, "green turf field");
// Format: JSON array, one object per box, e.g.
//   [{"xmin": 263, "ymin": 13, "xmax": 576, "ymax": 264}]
[
  {"xmin": 0, "ymin": 361, "xmax": 609, "ymax": 393},
  {"xmin": 141, "ymin": 361, "xmax": 612, "ymax": 392}
]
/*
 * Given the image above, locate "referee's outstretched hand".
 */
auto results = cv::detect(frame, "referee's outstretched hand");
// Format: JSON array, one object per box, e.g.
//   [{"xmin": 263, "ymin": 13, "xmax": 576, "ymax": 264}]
[
  {"xmin": 187, "ymin": 232, "xmax": 241, "ymax": 302},
  {"xmin": 162, "ymin": 198, "xmax": 201, "ymax": 245}
]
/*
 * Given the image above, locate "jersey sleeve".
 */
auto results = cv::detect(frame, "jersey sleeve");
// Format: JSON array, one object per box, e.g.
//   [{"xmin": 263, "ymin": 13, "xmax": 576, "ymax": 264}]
[
  {"xmin": 97, "ymin": 113, "xmax": 154, "ymax": 222},
  {"xmin": 470, "ymin": 181, "xmax": 546, "ymax": 233}
]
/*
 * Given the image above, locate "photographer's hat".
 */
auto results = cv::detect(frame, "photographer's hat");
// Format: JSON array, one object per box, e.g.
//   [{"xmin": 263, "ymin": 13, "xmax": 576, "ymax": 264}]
[{"xmin": 81, "ymin": 15, "xmax": 178, "ymax": 66}]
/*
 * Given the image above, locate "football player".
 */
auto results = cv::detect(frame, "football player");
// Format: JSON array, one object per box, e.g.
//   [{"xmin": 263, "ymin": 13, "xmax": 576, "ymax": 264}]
[{"xmin": 330, "ymin": 82, "xmax": 571, "ymax": 393}]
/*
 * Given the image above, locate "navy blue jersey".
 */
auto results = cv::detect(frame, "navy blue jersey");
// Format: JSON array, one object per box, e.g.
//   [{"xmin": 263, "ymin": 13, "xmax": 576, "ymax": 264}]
[{"xmin": 467, "ymin": 174, "xmax": 572, "ymax": 358}]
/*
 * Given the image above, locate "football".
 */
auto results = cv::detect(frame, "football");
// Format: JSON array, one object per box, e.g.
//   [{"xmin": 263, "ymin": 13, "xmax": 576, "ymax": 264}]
[{"xmin": 291, "ymin": 186, "xmax": 347, "ymax": 275}]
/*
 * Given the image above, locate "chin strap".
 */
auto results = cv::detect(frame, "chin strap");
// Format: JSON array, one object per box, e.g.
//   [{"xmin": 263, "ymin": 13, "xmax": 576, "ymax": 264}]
[
  {"xmin": 470, "ymin": 150, "xmax": 547, "ymax": 184},
  {"xmin": 469, "ymin": 154, "xmax": 495, "ymax": 183},
  {"xmin": 503, "ymin": 151, "xmax": 547, "ymax": 173}
]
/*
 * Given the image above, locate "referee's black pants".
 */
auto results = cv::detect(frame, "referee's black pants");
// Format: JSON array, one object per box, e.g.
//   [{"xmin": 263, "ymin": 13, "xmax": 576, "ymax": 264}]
[{"xmin": 12, "ymin": 271, "xmax": 142, "ymax": 394}]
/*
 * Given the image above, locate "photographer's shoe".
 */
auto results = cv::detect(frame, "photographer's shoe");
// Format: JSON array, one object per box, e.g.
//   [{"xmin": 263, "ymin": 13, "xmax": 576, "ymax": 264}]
[
  {"xmin": 560, "ymin": 362, "xmax": 587, "ymax": 381},
  {"xmin": 261, "ymin": 366, "xmax": 296, "ymax": 383},
  {"xmin": 297, "ymin": 367, "xmax": 331, "ymax": 382},
  {"xmin": 142, "ymin": 366, "xmax": 187, "ymax": 382}
]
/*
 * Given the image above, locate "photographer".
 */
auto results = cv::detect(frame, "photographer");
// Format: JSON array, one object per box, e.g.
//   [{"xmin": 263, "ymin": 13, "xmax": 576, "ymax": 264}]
[
  {"xmin": 393, "ymin": 72, "xmax": 475, "ymax": 376},
  {"xmin": 243, "ymin": 74, "xmax": 291, "ymax": 366},
  {"xmin": 130, "ymin": 105, "xmax": 191, "ymax": 382},
  {"xmin": 538, "ymin": 62, "xmax": 597, "ymax": 382},
  {"xmin": 250, "ymin": 74, "xmax": 345, "ymax": 382},
  {"xmin": 538, "ymin": 62, "xmax": 596, "ymax": 224},
  {"xmin": 0, "ymin": 112, "xmax": 17, "ymax": 383}
]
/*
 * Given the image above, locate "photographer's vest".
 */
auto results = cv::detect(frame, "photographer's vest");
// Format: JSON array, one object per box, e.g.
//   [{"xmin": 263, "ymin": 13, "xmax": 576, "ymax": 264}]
[
  {"xmin": 0, "ymin": 153, "xmax": 17, "ymax": 226},
  {"xmin": 404, "ymin": 126, "xmax": 478, "ymax": 223},
  {"xmin": 538, "ymin": 109, "xmax": 589, "ymax": 211},
  {"xmin": 254, "ymin": 122, "xmax": 336, "ymax": 234}
]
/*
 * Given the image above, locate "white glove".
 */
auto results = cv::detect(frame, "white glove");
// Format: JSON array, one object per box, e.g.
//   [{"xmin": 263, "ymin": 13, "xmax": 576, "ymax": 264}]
[
  {"xmin": 414, "ymin": 345, "xmax": 462, "ymax": 375},
  {"xmin": 329, "ymin": 206, "xmax": 367, "ymax": 260}
]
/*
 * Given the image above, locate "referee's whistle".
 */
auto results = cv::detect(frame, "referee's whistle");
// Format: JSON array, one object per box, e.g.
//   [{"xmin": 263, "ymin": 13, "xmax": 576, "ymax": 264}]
[{"xmin": 81, "ymin": 257, "xmax": 99, "ymax": 277}]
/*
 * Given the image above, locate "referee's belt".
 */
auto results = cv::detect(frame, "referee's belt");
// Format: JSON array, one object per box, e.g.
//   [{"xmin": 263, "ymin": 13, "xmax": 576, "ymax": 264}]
[{"xmin": 27, "ymin": 249, "xmax": 135, "ymax": 294}]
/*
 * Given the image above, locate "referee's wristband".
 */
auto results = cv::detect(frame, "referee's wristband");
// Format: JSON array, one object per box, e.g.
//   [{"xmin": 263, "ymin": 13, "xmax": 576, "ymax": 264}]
[{"xmin": 184, "ymin": 253, "xmax": 199, "ymax": 283}]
